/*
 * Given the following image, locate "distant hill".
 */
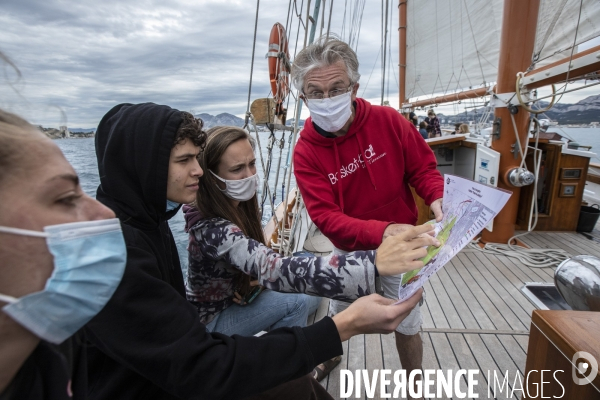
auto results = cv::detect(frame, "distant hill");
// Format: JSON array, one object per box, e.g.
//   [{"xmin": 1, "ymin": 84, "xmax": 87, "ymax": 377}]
[
  {"xmin": 542, "ymin": 95, "xmax": 600, "ymax": 124},
  {"xmin": 416, "ymin": 94, "xmax": 600, "ymax": 125},
  {"xmin": 194, "ymin": 112, "xmax": 307, "ymax": 129},
  {"xmin": 286, "ymin": 118, "xmax": 305, "ymax": 126},
  {"xmin": 195, "ymin": 113, "xmax": 244, "ymax": 128}
]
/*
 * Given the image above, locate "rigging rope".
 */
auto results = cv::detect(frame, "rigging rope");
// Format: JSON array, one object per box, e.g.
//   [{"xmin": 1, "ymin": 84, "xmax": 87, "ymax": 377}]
[
  {"xmin": 469, "ymin": 117, "xmax": 571, "ymax": 268},
  {"xmin": 380, "ymin": 0, "xmax": 389, "ymax": 105},
  {"xmin": 248, "ymin": 116, "xmax": 279, "ymax": 224},
  {"xmin": 468, "ymin": 240, "xmax": 571, "ymax": 268},
  {"xmin": 244, "ymin": 0, "xmax": 261, "ymax": 125},
  {"xmin": 325, "ymin": 0, "xmax": 334, "ymax": 39}
]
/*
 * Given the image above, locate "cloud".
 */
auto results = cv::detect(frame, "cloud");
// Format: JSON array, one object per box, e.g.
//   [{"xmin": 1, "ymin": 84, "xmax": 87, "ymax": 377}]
[{"xmin": 1, "ymin": 0, "xmax": 595, "ymax": 127}]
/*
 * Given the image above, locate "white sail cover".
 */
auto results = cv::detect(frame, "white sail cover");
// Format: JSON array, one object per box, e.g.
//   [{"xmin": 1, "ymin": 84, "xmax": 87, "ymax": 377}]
[
  {"xmin": 533, "ymin": 0, "xmax": 600, "ymax": 68},
  {"xmin": 405, "ymin": 0, "xmax": 504, "ymax": 101},
  {"xmin": 405, "ymin": 0, "xmax": 600, "ymax": 102}
]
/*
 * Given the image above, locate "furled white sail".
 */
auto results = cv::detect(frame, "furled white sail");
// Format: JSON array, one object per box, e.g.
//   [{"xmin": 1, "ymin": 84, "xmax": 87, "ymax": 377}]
[
  {"xmin": 404, "ymin": 0, "xmax": 600, "ymax": 102},
  {"xmin": 533, "ymin": 0, "xmax": 600, "ymax": 68},
  {"xmin": 405, "ymin": 0, "xmax": 504, "ymax": 101}
]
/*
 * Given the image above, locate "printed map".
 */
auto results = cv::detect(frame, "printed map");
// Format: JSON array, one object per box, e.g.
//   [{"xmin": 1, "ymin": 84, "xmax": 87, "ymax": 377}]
[{"xmin": 397, "ymin": 175, "xmax": 512, "ymax": 302}]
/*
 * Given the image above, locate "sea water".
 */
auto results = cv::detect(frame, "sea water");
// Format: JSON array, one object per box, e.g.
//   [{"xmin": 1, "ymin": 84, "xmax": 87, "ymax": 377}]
[
  {"xmin": 55, "ymin": 130, "xmax": 296, "ymax": 272},
  {"xmin": 547, "ymin": 127, "xmax": 600, "ymax": 162}
]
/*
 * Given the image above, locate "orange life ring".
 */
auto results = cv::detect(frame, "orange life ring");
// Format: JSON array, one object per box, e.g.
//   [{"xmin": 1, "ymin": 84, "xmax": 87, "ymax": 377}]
[{"xmin": 267, "ymin": 23, "xmax": 290, "ymax": 114}]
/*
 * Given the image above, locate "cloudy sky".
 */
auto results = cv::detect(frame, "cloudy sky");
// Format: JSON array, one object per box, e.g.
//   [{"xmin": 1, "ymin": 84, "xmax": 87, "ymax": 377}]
[{"xmin": 1, "ymin": 0, "xmax": 598, "ymax": 128}]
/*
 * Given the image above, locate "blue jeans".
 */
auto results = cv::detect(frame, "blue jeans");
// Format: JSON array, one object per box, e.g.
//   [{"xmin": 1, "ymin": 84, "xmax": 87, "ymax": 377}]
[{"xmin": 205, "ymin": 290, "xmax": 321, "ymax": 336}]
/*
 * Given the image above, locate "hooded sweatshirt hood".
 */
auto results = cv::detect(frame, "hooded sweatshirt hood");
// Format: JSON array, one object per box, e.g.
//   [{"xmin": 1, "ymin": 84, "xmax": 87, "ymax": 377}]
[{"xmin": 96, "ymin": 103, "xmax": 183, "ymax": 230}]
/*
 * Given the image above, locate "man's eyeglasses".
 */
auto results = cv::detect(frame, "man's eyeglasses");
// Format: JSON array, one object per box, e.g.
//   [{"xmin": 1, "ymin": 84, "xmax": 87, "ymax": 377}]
[{"xmin": 303, "ymin": 85, "xmax": 353, "ymax": 100}]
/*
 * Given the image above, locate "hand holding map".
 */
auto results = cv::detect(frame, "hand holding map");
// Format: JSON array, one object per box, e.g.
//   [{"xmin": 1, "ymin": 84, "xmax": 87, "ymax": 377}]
[{"xmin": 396, "ymin": 175, "xmax": 512, "ymax": 303}]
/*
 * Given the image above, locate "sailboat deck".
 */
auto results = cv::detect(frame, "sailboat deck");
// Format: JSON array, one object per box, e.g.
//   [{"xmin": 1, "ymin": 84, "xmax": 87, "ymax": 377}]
[{"xmin": 307, "ymin": 228, "xmax": 600, "ymax": 400}]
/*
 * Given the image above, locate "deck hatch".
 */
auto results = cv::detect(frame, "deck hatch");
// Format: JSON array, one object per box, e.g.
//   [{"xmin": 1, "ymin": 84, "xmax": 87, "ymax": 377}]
[{"xmin": 521, "ymin": 282, "xmax": 572, "ymax": 310}]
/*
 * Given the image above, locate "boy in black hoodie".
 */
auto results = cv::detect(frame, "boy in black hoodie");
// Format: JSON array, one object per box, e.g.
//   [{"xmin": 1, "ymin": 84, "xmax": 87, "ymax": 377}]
[{"xmin": 85, "ymin": 102, "xmax": 424, "ymax": 400}]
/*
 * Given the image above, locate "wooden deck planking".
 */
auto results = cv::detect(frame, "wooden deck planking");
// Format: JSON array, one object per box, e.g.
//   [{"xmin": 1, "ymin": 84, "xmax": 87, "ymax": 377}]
[
  {"xmin": 567, "ymin": 233, "xmax": 600, "ymax": 255},
  {"xmin": 481, "ymin": 250, "xmax": 548, "ymax": 287},
  {"xmin": 496, "ymin": 334, "xmax": 527, "ymax": 375},
  {"xmin": 446, "ymin": 333, "xmax": 492, "ymax": 399},
  {"xmin": 552, "ymin": 232, "xmax": 600, "ymax": 257},
  {"xmin": 463, "ymin": 252, "xmax": 534, "ymax": 328},
  {"xmin": 463, "ymin": 334, "xmax": 514, "ymax": 400},
  {"xmin": 453, "ymin": 254, "xmax": 515, "ymax": 331},
  {"xmin": 381, "ymin": 333, "xmax": 402, "ymax": 371},
  {"xmin": 421, "ymin": 333, "xmax": 450, "ymax": 400},
  {"xmin": 364, "ymin": 334, "xmax": 384, "ymax": 400},
  {"xmin": 535, "ymin": 231, "xmax": 586, "ymax": 256},
  {"xmin": 513, "ymin": 334, "xmax": 530, "ymax": 354},
  {"xmin": 421, "ymin": 298, "xmax": 435, "ymax": 329},
  {"xmin": 346, "ymin": 334, "xmax": 366, "ymax": 399},
  {"xmin": 495, "ymin": 251, "xmax": 554, "ymax": 283},
  {"xmin": 544, "ymin": 231, "xmax": 597, "ymax": 254},
  {"xmin": 461, "ymin": 259, "xmax": 529, "ymax": 331},
  {"xmin": 480, "ymin": 334, "xmax": 521, "ymax": 382},
  {"xmin": 325, "ymin": 337, "xmax": 349, "ymax": 396},
  {"xmin": 429, "ymin": 332, "xmax": 470, "ymax": 397},
  {"xmin": 435, "ymin": 267, "xmax": 481, "ymax": 330},
  {"xmin": 470, "ymin": 251, "xmax": 537, "ymax": 317},
  {"xmin": 428, "ymin": 272, "xmax": 465, "ymax": 330},
  {"xmin": 422, "ymin": 280, "xmax": 450, "ymax": 329},
  {"xmin": 312, "ymin": 230, "xmax": 600, "ymax": 399},
  {"xmin": 444, "ymin": 260, "xmax": 497, "ymax": 330}
]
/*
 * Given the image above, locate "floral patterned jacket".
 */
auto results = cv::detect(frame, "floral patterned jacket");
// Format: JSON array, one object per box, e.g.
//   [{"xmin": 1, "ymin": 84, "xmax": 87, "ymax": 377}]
[{"xmin": 184, "ymin": 208, "xmax": 377, "ymax": 325}]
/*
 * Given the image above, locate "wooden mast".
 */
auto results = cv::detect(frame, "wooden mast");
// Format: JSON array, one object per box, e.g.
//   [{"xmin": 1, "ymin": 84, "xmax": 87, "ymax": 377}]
[
  {"xmin": 481, "ymin": 0, "xmax": 541, "ymax": 244},
  {"xmin": 398, "ymin": 0, "xmax": 407, "ymax": 107}
]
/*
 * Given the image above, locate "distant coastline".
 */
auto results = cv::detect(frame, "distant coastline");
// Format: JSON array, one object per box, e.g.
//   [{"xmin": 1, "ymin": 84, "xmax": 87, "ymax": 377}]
[
  {"xmin": 39, "ymin": 126, "xmax": 95, "ymax": 139},
  {"xmin": 39, "ymin": 94, "xmax": 600, "ymax": 139}
]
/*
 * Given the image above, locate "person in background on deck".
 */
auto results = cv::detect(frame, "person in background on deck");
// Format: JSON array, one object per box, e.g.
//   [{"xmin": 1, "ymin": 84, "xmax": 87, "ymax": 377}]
[
  {"xmin": 419, "ymin": 121, "xmax": 429, "ymax": 140},
  {"xmin": 291, "ymin": 37, "xmax": 445, "ymax": 390},
  {"xmin": 427, "ymin": 109, "xmax": 442, "ymax": 138},
  {"xmin": 459, "ymin": 123, "xmax": 470, "ymax": 134},
  {"xmin": 408, "ymin": 111, "xmax": 419, "ymax": 128},
  {"xmin": 79, "ymin": 102, "xmax": 428, "ymax": 400},
  {"xmin": 453, "ymin": 122, "xmax": 461, "ymax": 135}
]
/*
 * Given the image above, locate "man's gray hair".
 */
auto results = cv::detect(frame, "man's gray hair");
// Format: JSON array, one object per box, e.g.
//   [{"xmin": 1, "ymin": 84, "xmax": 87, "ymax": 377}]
[{"xmin": 291, "ymin": 36, "xmax": 361, "ymax": 91}]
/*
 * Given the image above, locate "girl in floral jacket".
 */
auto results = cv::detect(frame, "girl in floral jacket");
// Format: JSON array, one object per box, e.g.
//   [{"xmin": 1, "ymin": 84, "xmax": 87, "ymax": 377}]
[{"xmin": 185, "ymin": 126, "xmax": 380, "ymax": 336}]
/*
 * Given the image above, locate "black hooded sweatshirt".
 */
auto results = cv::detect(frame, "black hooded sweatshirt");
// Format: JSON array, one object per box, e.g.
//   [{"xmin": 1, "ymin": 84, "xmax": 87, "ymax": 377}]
[{"xmin": 84, "ymin": 103, "xmax": 342, "ymax": 400}]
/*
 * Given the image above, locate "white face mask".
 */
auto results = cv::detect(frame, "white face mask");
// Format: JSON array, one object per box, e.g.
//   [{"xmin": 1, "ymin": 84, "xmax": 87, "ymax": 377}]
[
  {"xmin": 210, "ymin": 170, "xmax": 260, "ymax": 202},
  {"xmin": 0, "ymin": 219, "xmax": 126, "ymax": 344},
  {"xmin": 305, "ymin": 91, "xmax": 353, "ymax": 133}
]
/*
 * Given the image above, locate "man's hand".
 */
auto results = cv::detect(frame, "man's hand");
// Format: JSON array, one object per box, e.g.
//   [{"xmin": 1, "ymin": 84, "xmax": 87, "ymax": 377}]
[
  {"xmin": 430, "ymin": 198, "xmax": 443, "ymax": 222},
  {"xmin": 382, "ymin": 223, "xmax": 413, "ymax": 240},
  {"xmin": 332, "ymin": 290, "xmax": 423, "ymax": 342},
  {"xmin": 375, "ymin": 224, "xmax": 439, "ymax": 276}
]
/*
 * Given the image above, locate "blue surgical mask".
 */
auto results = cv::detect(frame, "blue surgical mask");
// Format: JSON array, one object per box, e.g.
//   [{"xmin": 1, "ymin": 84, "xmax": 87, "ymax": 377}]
[
  {"xmin": 0, "ymin": 218, "xmax": 126, "ymax": 344},
  {"xmin": 166, "ymin": 200, "xmax": 180, "ymax": 212}
]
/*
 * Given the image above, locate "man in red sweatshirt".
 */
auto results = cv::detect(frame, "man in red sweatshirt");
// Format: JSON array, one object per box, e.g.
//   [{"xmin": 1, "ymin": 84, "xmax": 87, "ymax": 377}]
[{"xmin": 292, "ymin": 37, "xmax": 444, "ymax": 387}]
